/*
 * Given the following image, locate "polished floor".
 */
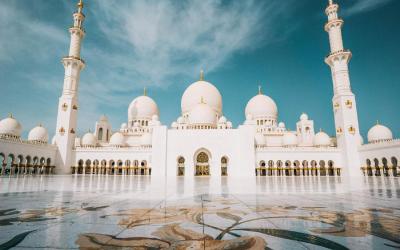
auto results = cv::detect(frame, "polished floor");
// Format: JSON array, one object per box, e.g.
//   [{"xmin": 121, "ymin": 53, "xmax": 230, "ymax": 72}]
[{"xmin": 0, "ymin": 175, "xmax": 399, "ymax": 249}]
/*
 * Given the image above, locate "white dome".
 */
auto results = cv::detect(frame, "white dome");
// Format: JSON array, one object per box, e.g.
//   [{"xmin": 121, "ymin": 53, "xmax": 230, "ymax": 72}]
[
  {"xmin": 282, "ymin": 133, "xmax": 297, "ymax": 147},
  {"xmin": 367, "ymin": 124, "xmax": 393, "ymax": 143},
  {"xmin": 226, "ymin": 121, "xmax": 233, "ymax": 129},
  {"xmin": 109, "ymin": 132, "xmax": 125, "ymax": 146},
  {"xmin": 218, "ymin": 116, "xmax": 227, "ymax": 124},
  {"xmin": 255, "ymin": 133, "xmax": 266, "ymax": 145},
  {"xmin": 81, "ymin": 132, "xmax": 97, "ymax": 147},
  {"xmin": 171, "ymin": 122, "xmax": 178, "ymax": 129},
  {"xmin": 121, "ymin": 123, "xmax": 128, "ymax": 129},
  {"xmin": 245, "ymin": 94, "xmax": 278, "ymax": 120},
  {"xmin": 300, "ymin": 113, "xmax": 308, "ymax": 121},
  {"xmin": 141, "ymin": 133, "xmax": 152, "ymax": 146},
  {"xmin": 99, "ymin": 115, "xmax": 108, "ymax": 122},
  {"xmin": 188, "ymin": 103, "xmax": 217, "ymax": 125},
  {"xmin": 28, "ymin": 125, "xmax": 48, "ymax": 143},
  {"xmin": 181, "ymin": 80, "xmax": 222, "ymax": 115},
  {"xmin": 278, "ymin": 122, "xmax": 286, "ymax": 128},
  {"xmin": 0, "ymin": 116, "xmax": 22, "ymax": 137},
  {"xmin": 314, "ymin": 131, "xmax": 331, "ymax": 147},
  {"xmin": 128, "ymin": 95, "xmax": 159, "ymax": 121}
]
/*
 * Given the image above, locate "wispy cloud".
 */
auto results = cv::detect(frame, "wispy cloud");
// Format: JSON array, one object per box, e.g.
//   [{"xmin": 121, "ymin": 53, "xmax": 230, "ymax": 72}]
[{"xmin": 342, "ymin": 0, "xmax": 393, "ymax": 16}]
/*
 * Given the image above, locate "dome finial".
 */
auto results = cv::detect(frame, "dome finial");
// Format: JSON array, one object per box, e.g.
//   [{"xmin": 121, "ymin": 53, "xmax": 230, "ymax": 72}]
[
  {"xmin": 143, "ymin": 87, "xmax": 147, "ymax": 96},
  {"xmin": 77, "ymin": 0, "xmax": 84, "ymax": 13},
  {"xmin": 376, "ymin": 120, "xmax": 379, "ymax": 125},
  {"xmin": 200, "ymin": 69, "xmax": 204, "ymax": 81},
  {"xmin": 258, "ymin": 85, "xmax": 262, "ymax": 95},
  {"xmin": 8, "ymin": 113, "xmax": 13, "ymax": 118}
]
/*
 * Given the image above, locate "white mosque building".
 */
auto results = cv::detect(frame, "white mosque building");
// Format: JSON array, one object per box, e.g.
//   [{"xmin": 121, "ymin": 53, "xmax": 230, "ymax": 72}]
[{"xmin": 0, "ymin": 0, "xmax": 399, "ymax": 179}]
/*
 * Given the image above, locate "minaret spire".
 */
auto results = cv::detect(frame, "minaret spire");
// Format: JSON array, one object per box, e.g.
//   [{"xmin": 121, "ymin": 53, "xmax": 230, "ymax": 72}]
[
  {"xmin": 55, "ymin": 0, "xmax": 86, "ymax": 174},
  {"xmin": 324, "ymin": 0, "xmax": 360, "ymax": 176}
]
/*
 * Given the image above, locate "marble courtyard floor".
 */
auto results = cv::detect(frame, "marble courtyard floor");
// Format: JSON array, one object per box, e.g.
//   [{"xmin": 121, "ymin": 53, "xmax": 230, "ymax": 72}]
[{"xmin": 0, "ymin": 175, "xmax": 399, "ymax": 249}]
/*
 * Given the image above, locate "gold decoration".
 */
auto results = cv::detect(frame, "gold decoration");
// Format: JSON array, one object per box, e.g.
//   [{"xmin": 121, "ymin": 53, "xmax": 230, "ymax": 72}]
[
  {"xmin": 348, "ymin": 126, "xmax": 356, "ymax": 134},
  {"xmin": 70, "ymin": 128, "xmax": 75, "ymax": 134},
  {"xmin": 345, "ymin": 100, "xmax": 352, "ymax": 108},
  {"xmin": 62, "ymin": 103, "xmax": 68, "ymax": 111},
  {"xmin": 200, "ymin": 70, "xmax": 204, "ymax": 81},
  {"xmin": 59, "ymin": 127, "xmax": 65, "ymax": 135},
  {"xmin": 258, "ymin": 85, "xmax": 262, "ymax": 95},
  {"xmin": 143, "ymin": 87, "xmax": 147, "ymax": 96},
  {"xmin": 334, "ymin": 103, "xmax": 339, "ymax": 109},
  {"xmin": 336, "ymin": 127, "xmax": 343, "ymax": 134},
  {"xmin": 73, "ymin": 105, "xmax": 78, "ymax": 110}
]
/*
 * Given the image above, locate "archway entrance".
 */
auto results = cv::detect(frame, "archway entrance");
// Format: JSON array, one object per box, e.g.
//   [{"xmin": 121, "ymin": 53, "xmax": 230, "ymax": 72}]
[{"xmin": 195, "ymin": 152, "xmax": 210, "ymax": 176}]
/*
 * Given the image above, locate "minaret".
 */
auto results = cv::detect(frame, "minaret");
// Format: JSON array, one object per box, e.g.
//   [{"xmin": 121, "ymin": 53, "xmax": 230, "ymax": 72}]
[
  {"xmin": 55, "ymin": 0, "xmax": 86, "ymax": 174},
  {"xmin": 324, "ymin": 0, "xmax": 360, "ymax": 176}
]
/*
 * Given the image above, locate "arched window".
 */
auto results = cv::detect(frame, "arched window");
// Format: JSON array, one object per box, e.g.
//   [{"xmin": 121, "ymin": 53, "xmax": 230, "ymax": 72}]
[
  {"xmin": 177, "ymin": 156, "xmax": 185, "ymax": 176},
  {"xmin": 98, "ymin": 128, "xmax": 103, "ymax": 140},
  {"xmin": 221, "ymin": 156, "xmax": 228, "ymax": 176}
]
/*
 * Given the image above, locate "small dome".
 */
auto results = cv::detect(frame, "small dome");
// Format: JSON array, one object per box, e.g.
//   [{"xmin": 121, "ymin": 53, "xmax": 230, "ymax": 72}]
[
  {"xmin": 245, "ymin": 94, "xmax": 278, "ymax": 120},
  {"xmin": 109, "ymin": 132, "xmax": 125, "ymax": 147},
  {"xmin": 181, "ymin": 79, "xmax": 222, "ymax": 115},
  {"xmin": 226, "ymin": 121, "xmax": 233, "ymax": 129},
  {"xmin": 300, "ymin": 113, "xmax": 308, "ymax": 121},
  {"xmin": 367, "ymin": 124, "xmax": 393, "ymax": 143},
  {"xmin": 128, "ymin": 95, "xmax": 159, "ymax": 121},
  {"xmin": 0, "ymin": 116, "xmax": 22, "ymax": 137},
  {"xmin": 188, "ymin": 102, "xmax": 217, "ymax": 126},
  {"xmin": 278, "ymin": 122, "xmax": 285, "ymax": 128},
  {"xmin": 314, "ymin": 131, "xmax": 331, "ymax": 147},
  {"xmin": 218, "ymin": 116, "xmax": 227, "ymax": 124},
  {"xmin": 99, "ymin": 115, "xmax": 108, "ymax": 122},
  {"xmin": 171, "ymin": 122, "xmax": 178, "ymax": 129},
  {"xmin": 28, "ymin": 125, "xmax": 49, "ymax": 143},
  {"xmin": 177, "ymin": 116, "xmax": 185, "ymax": 124},
  {"xmin": 141, "ymin": 133, "xmax": 152, "ymax": 146},
  {"xmin": 255, "ymin": 133, "xmax": 266, "ymax": 145},
  {"xmin": 121, "ymin": 123, "xmax": 128, "ymax": 129},
  {"xmin": 282, "ymin": 133, "xmax": 297, "ymax": 147},
  {"xmin": 81, "ymin": 132, "xmax": 97, "ymax": 147}
]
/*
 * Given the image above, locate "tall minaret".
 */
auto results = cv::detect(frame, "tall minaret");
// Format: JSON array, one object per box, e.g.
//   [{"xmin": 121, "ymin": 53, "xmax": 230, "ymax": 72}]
[
  {"xmin": 55, "ymin": 0, "xmax": 86, "ymax": 174},
  {"xmin": 324, "ymin": 0, "xmax": 360, "ymax": 176}
]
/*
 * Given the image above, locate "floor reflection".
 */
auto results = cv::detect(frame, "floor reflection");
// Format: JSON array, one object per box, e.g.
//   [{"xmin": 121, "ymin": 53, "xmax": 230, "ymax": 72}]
[{"xmin": 0, "ymin": 176, "xmax": 399, "ymax": 249}]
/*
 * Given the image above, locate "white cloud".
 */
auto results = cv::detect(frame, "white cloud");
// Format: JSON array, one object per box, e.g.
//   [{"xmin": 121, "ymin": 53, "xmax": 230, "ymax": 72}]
[
  {"xmin": 88, "ymin": 0, "xmax": 293, "ymax": 88},
  {"xmin": 342, "ymin": 0, "xmax": 393, "ymax": 16}
]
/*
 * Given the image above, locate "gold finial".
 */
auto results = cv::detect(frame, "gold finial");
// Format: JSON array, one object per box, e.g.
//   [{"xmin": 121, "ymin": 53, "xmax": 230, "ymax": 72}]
[
  {"xmin": 8, "ymin": 113, "xmax": 13, "ymax": 118},
  {"xmin": 143, "ymin": 87, "xmax": 147, "ymax": 96},
  {"xmin": 38, "ymin": 123, "xmax": 42, "ymax": 127},
  {"xmin": 200, "ymin": 70, "xmax": 204, "ymax": 81},
  {"xmin": 77, "ymin": 0, "xmax": 84, "ymax": 13},
  {"xmin": 258, "ymin": 85, "xmax": 262, "ymax": 95},
  {"xmin": 320, "ymin": 128, "xmax": 323, "ymax": 132},
  {"xmin": 376, "ymin": 120, "xmax": 379, "ymax": 125}
]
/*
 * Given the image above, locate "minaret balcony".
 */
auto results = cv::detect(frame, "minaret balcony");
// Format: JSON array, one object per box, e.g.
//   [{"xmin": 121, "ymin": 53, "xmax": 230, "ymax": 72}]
[
  {"xmin": 325, "ymin": 49, "xmax": 351, "ymax": 66},
  {"xmin": 62, "ymin": 56, "xmax": 85, "ymax": 69},
  {"xmin": 324, "ymin": 19, "xmax": 343, "ymax": 32}
]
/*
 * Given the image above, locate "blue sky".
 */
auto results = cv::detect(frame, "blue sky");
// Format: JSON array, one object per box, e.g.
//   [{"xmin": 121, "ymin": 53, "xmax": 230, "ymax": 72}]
[{"xmin": 0, "ymin": 0, "xmax": 399, "ymax": 140}]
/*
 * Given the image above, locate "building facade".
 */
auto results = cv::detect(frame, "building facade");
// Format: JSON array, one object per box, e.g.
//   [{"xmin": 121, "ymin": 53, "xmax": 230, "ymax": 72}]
[{"xmin": 0, "ymin": 0, "xmax": 399, "ymax": 178}]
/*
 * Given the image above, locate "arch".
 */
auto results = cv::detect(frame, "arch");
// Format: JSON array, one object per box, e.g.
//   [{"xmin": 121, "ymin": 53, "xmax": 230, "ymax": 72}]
[
  {"xmin": 77, "ymin": 159, "xmax": 84, "ymax": 174},
  {"xmin": 177, "ymin": 156, "xmax": 185, "ymax": 176},
  {"xmin": 328, "ymin": 160, "xmax": 335, "ymax": 176},
  {"xmin": 310, "ymin": 160, "xmax": 317, "ymax": 176},
  {"xmin": 284, "ymin": 160, "xmax": 291, "ymax": 176},
  {"xmin": 257, "ymin": 160, "xmax": 266, "ymax": 176},
  {"xmin": 391, "ymin": 157, "xmax": 398, "ymax": 177},
  {"xmin": 98, "ymin": 127, "xmax": 103, "ymax": 140},
  {"xmin": 140, "ymin": 160, "xmax": 147, "ymax": 175},
  {"xmin": 46, "ymin": 158, "xmax": 51, "ymax": 166},
  {"xmin": 32, "ymin": 156, "xmax": 39, "ymax": 174},
  {"xmin": 268, "ymin": 160, "xmax": 274, "ymax": 176},
  {"xmin": 382, "ymin": 157, "xmax": 389, "ymax": 176},
  {"xmin": 373, "ymin": 158, "xmax": 380, "ymax": 176},
  {"xmin": 221, "ymin": 156, "xmax": 228, "ymax": 176},
  {"xmin": 117, "ymin": 160, "xmax": 123, "ymax": 175},
  {"xmin": 302, "ymin": 160, "xmax": 309, "ymax": 176},
  {"xmin": 319, "ymin": 160, "xmax": 326, "ymax": 176},
  {"xmin": 293, "ymin": 160, "xmax": 300, "ymax": 176},
  {"xmin": 276, "ymin": 160, "xmax": 283, "ymax": 176},
  {"xmin": 194, "ymin": 149, "xmax": 211, "ymax": 176},
  {"xmin": 366, "ymin": 159, "xmax": 373, "ymax": 176}
]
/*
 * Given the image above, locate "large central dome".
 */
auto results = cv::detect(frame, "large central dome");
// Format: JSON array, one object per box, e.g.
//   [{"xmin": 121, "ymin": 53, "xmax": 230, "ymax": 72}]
[{"xmin": 181, "ymin": 76, "xmax": 222, "ymax": 115}]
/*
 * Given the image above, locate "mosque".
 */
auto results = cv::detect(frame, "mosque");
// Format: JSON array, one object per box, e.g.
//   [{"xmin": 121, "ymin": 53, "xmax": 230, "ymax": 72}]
[{"xmin": 0, "ymin": 0, "xmax": 399, "ymax": 179}]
